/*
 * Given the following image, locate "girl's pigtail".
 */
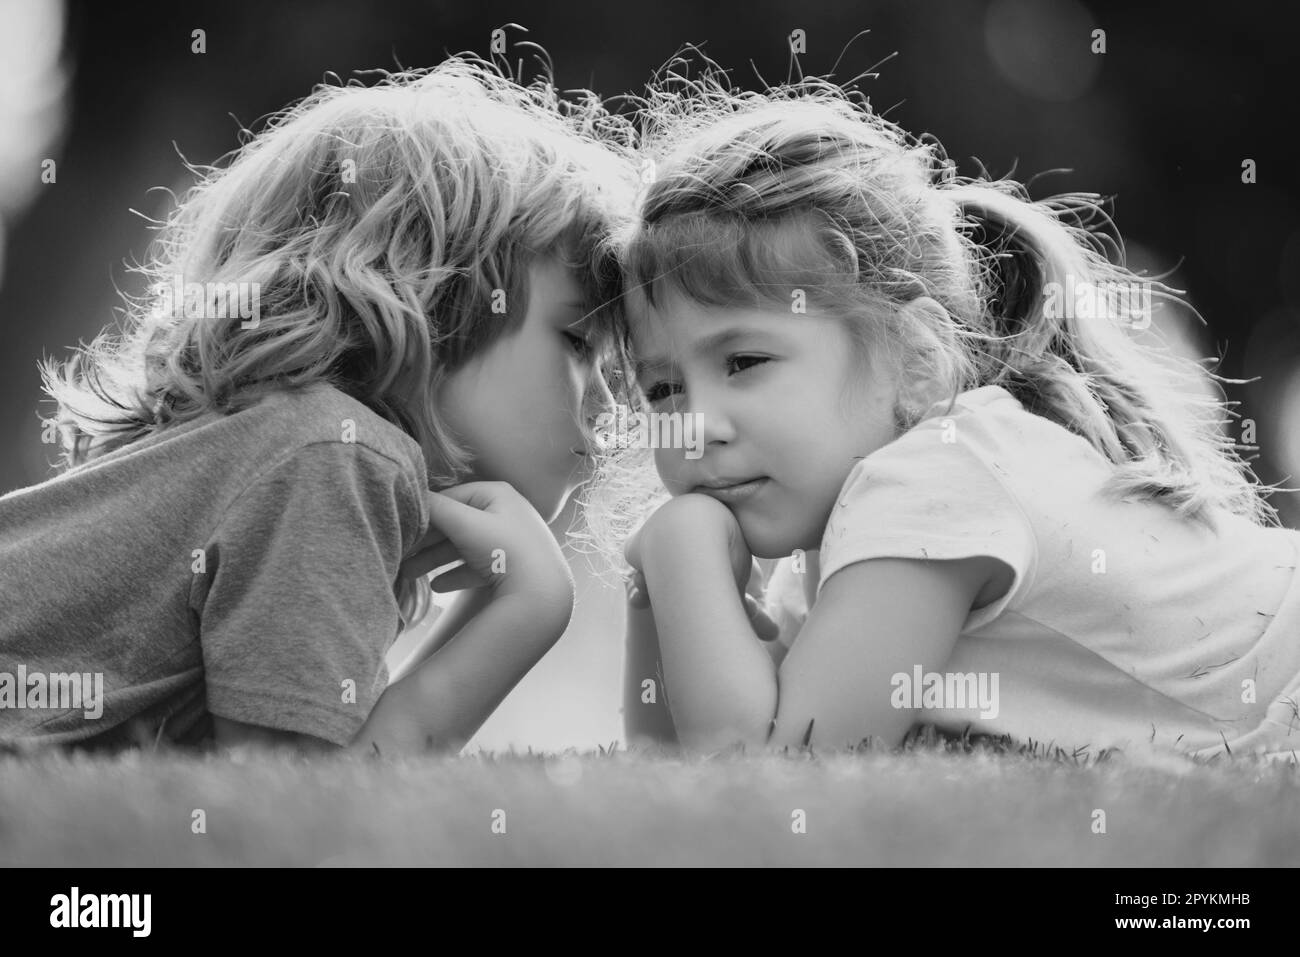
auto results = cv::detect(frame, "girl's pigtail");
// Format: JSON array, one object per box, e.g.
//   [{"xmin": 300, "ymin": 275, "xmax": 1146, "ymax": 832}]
[{"xmin": 944, "ymin": 181, "xmax": 1274, "ymax": 528}]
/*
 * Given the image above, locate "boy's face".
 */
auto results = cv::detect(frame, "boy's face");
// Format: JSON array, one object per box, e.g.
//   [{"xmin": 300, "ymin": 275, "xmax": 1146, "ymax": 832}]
[
  {"xmin": 438, "ymin": 256, "xmax": 612, "ymax": 523},
  {"xmin": 630, "ymin": 292, "xmax": 902, "ymax": 558}
]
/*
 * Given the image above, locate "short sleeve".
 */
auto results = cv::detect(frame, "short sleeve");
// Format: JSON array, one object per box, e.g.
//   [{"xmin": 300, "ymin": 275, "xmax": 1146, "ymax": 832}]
[
  {"xmin": 761, "ymin": 556, "xmax": 810, "ymax": 650},
  {"xmin": 817, "ymin": 419, "xmax": 1038, "ymax": 632},
  {"xmin": 194, "ymin": 441, "xmax": 424, "ymax": 745}
]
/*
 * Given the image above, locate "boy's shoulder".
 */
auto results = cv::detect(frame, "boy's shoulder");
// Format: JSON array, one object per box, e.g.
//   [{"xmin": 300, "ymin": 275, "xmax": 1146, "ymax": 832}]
[{"xmin": 238, "ymin": 382, "xmax": 428, "ymax": 478}]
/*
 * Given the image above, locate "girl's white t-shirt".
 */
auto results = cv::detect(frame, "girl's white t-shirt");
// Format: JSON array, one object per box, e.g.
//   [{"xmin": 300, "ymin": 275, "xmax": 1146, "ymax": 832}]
[{"xmin": 803, "ymin": 384, "xmax": 1300, "ymax": 759}]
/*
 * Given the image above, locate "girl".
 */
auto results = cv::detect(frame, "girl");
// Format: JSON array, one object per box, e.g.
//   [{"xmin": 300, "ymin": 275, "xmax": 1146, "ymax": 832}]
[
  {"xmin": 0, "ymin": 57, "xmax": 638, "ymax": 756},
  {"xmin": 611, "ymin": 73, "xmax": 1300, "ymax": 761}
]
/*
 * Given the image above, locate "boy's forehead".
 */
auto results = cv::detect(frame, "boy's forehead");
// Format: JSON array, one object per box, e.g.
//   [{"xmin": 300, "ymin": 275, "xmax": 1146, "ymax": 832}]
[
  {"xmin": 625, "ymin": 283, "xmax": 711, "ymax": 323},
  {"xmin": 526, "ymin": 254, "xmax": 588, "ymax": 305},
  {"xmin": 624, "ymin": 285, "xmax": 681, "ymax": 349},
  {"xmin": 529, "ymin": 253, "xmax": 581, "ymax": 285}
]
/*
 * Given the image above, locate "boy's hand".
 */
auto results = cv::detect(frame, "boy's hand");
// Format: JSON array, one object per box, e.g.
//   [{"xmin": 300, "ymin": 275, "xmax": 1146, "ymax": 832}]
[
  {"xmin": 623, "ymin": 494, "xmax": 779, "ymax": 641},
  {"xmin": 399, "ymin": 482, "xmax": 574, "ymax": 619}
]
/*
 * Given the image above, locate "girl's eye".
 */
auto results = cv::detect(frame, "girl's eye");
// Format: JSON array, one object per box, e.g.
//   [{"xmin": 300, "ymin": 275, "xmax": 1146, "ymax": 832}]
[
  {"xmin": 643, "ymin": 381, "xmax": 680, "ymax": 404},
  {"xmin": 727, "ymin": 354, "xmax": 770, "ymax": 375},
  {"xmin": 563, "ymin": 331, "xmax": 592, "ymax": 359},
  {"xmin": 641, "ymin": 356, "xmax": 768, "ymax": 404}
]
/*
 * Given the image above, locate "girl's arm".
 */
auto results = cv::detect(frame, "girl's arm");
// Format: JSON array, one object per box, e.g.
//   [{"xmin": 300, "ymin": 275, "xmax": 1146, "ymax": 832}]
[
  {"xmin": 623, "ymin": 600, "xmax": 679, "ymax": 748},
  {"xmin": 637, "ymin": 494, "xmax": 994, "ymax": 752},
  {"xmin": 622, "ymin": 559, "xmax": 781, "ymax": 749}
]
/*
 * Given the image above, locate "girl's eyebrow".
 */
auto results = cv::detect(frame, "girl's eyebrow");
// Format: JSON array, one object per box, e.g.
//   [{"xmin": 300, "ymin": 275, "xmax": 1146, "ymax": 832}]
[{"xmin": 634, "ymin": 326, "xmax": 770, "ymax": 379}]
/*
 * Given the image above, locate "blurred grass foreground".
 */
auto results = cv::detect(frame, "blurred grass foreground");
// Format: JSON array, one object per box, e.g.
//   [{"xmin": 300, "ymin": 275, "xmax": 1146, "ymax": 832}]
[{"xmin": 1, "ymin": 732, "xmax": 1297, "ymax": 866}]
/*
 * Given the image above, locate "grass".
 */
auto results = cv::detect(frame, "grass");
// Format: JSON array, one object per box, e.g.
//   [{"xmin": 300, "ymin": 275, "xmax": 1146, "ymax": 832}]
[{"xmin": 2, "ymin": 727, "xmax": 1297, "ymax": 866}]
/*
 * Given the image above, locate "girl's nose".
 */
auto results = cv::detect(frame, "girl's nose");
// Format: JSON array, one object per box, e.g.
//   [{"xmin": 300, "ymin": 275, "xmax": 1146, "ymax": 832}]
[{"xmin": 688, "ymin": 386, "xmax": 737, "ymax": 447}]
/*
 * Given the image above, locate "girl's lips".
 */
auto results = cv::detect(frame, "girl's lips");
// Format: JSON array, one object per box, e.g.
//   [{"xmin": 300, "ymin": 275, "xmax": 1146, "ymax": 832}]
[{"xmin": 693, "ymin": 477, "xmax": 770, "ymax": 503}]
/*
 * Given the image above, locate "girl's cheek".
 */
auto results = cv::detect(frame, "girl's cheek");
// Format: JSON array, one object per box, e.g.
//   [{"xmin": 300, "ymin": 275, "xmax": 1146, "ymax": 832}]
[
  {"xmin": 654, "ymin": 449, "xmax": 688, "ymax": 491},
  {"xmin": 652, "ymin": 449, "xmax": 671, "ymax": 485}
]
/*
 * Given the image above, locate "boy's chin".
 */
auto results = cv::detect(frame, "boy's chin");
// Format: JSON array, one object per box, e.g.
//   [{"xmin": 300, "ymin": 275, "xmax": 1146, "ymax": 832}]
[
  {"xmin": 529, "ymin": 481, "xmax": 576, "ymax": 525},
  {"xmin": 472, "ymin": 468, "xmax": 571, "ymax": 523}
]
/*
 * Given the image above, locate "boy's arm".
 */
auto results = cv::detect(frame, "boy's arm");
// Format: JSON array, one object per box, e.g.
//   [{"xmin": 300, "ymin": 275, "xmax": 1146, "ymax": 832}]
[
  {"xmin": 387, "ymin": 585, "xmax": 494, "ymax": 684},
  {"xmin": 352, "ymin": 590, "xmax": 571, "ymax": 755},
  {"xmin": 209, "ymin": 479, "xmax": 574, "ymax": 758},
  {"xmin": 212, "ymin": 584, "xmax": 485, "ymax": 755},
  {"xmin": 214, "ymin": 589, "xmax": 570, "ymax": 757},
  {"xmin": 212, "ymin": 716, "xmax": 337, "ymax": 755}
]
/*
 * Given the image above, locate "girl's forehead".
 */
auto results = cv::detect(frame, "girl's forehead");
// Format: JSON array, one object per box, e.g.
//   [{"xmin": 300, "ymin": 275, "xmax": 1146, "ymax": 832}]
[
  {"xmin": 631, "ymin": 288, "xmax": 800, "ymax": 332},
  {"xmin": 628, "ymin": 293, "xmax": 825, "ymax": 364},
  {"xmin": 627, "ymin": 291, "xmax": 718, "ymax": 347}
]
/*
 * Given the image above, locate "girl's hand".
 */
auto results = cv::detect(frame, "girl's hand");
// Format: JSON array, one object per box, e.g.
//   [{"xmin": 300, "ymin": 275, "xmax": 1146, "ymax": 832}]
[
  {"xmin": 623, "ymin": 494, "xmax": 780, "ymax": 641},
  {"xmin": 398, "ymin": 481, "xmax": 575, "ymax": 617},
  {"xmin": 624, "ymin": 494, "xmax": 749, "ymax": 581}
]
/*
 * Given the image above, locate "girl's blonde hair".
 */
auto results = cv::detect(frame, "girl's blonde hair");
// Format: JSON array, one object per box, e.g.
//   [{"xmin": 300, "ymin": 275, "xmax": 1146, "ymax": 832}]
[
  {"xmin": 581, "ymin": 67, "xmax": 1277, "ymax": 569},
  {"xmin": 40, "ymin": 54, "xmax": 639, "ymax": 623}
]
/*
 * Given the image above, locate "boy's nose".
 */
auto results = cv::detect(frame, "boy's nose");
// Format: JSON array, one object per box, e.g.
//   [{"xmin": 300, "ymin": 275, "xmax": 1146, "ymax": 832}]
[{"xmin": 579, "ymin": 366, "xmax": 617, "ymax": 454}]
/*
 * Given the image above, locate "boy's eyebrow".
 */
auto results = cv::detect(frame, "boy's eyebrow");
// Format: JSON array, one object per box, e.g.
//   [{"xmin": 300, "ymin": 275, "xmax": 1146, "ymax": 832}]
[
  {"xmin": 634, "ymin": 326, "xmax": 768, "ymax": 378},
  {"xmin": 561, "ymin": 301, "xmax": 596, "ymax": 327}
]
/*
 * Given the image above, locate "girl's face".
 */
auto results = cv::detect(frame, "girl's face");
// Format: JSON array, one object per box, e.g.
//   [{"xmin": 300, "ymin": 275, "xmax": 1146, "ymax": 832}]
[
  {"xmin": 438, "ymin": 256, "xmax": 612, "ymax": 523},
  {"xmin": 631, "ymin": 294, "xmax": 902, "ymax": 558}
]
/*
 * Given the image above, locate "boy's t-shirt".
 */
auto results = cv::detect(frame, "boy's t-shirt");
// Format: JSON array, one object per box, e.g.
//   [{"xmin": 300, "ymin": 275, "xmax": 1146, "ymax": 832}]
[
  {"xmin": 813, "ymin": 385, "xmax": 1300, "ymax": 760},
  {"xmin": 0, "ymin": 382, "xmax": 430, "ymax": 750}
]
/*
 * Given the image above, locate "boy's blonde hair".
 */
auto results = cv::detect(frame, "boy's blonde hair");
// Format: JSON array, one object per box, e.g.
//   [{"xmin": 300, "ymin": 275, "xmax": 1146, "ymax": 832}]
[
  {"xmin": 42, "ymin": 56, "xmax": 638, "ymax": 487},
  {"xmin": 599, "ymin": 67, "xmax": 1276, "ymax": 551},
  {"xmin": 40, "ymin": 54, "xmax": 638, "ymax": 626}
]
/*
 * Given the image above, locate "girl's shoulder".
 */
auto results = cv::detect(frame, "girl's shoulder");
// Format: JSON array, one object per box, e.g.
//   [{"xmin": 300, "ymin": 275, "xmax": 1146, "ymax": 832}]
[
  {"xmin": 833, "ymin": 382, "xmax": 1121, "ymax": 557},
  {"xmin": 914, "ymin": 383, "xmax": 1085, "ymax": 448},
  {"xmin": 871, "ymin": 384, "xmax": 1114, "ymax": 496},
  {"xmin": 818, "ymin": 384, "xmax": 1093, "ymax": 626}
]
